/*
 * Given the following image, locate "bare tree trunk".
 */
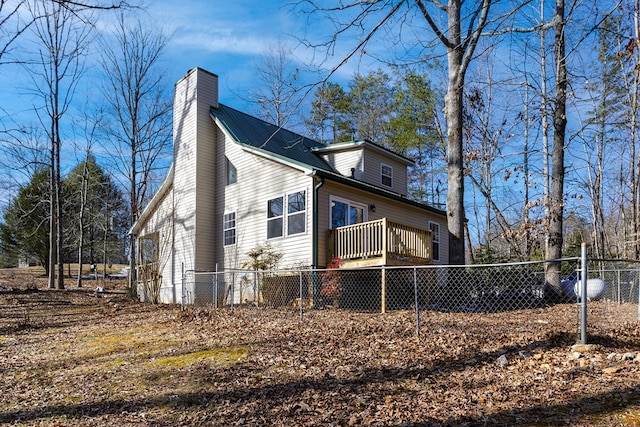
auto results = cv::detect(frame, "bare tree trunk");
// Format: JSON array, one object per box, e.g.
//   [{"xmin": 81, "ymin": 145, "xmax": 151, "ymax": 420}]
[
  {"xmin": 546, "ymin": 0, "xmax": 567, "ymax": 296},
  {"xmin": 97, "ymin": 15, "xmax": 171, "ymax": 293},
  {"xmin": 76, "ymin": 151, "xmax": 90, "ymax": 288},
  {"xmin": 523, "ymin": 82, "xmax": 532, "ymax": 260},
  {"xmin": 55, "ymin": 120, "xmax": 64, "ymax": 289},
  {"xmin": 631, "ymin": 0, "xmax": 640, "ymax": 259},
  {"xmin": 129, "ymin": 148, "xmax": 137, "ymax": 291},
  {"xmin": 28, "ymin": 0, "xmax": 92, "ymax": 290},
  {"xmin": 48, "ymin": 139, "xmax": 56, "ymax": 288},
  {"xmin": 445, "ymin": 47, "xmax": 466, "ymax": 265},
  {"xmin": 540, "ymin": 0, "xmax": 551, "ymax": 262}
]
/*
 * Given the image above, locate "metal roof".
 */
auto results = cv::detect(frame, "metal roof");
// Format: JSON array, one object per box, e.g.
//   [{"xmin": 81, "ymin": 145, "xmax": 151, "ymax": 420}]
[
  {"xmin": 210, "ymin": 103, "xmax": 445, "ymax": 217},
  {"xmin": 210, "ymin": 104, "xmax": 334, "ymax": 171}
]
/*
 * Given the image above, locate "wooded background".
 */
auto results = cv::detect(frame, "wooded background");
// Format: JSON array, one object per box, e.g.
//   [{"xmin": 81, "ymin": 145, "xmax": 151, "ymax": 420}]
[{"xmin": 0, "ymin": 0, "xmax": 638, "ymax": 291}]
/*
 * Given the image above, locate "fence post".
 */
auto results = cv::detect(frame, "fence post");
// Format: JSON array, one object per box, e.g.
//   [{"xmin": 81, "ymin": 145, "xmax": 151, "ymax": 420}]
[
  {"xmin": 414, "ymin": 266, "xmax": 420, "ymax": 336},
  {"xmin": 580, "ymin": 243, "xmax": 588, "ymax": 344},
  {"xmin": 231, "ymin": 272, "xmax": 236, "ymax": 309},
  {"xmin": 213, "ymin": 272, "xmax": 218, "ymax": 308},
  {"xmin": 381, "ymin": 267, "xmax": 387, "ymax": 314},
  {"xmin": 637, "ymin": 266, "xmax": 640, "ymax": 321},
  {"xmin": 181, "ymin": 263, "xmax": 185, "ymax": 310},
  {"xmin": 299, "ymin": 271, "xmax": 304, "ymax": 321}
]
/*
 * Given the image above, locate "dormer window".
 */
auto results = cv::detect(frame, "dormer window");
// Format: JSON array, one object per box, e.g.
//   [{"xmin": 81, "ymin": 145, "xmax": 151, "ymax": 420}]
[{"xmin": 381, "ymin": 163, "xmax": 393, "ymax": 188}]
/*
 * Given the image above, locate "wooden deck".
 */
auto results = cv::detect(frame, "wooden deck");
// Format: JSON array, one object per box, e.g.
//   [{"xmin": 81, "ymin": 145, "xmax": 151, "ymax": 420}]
[{"xmin": 327, "ymin": 218, "xmax": 432, "ymax": 267}]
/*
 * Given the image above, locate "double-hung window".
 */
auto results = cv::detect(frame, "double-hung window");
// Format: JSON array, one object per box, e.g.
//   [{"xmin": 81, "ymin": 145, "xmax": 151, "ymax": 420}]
[
  {"xmin": 267, "ymin": 190, "xmax": 306, "ymax": 239},
  {"xmin": 223, "ymin": 212, "xmax": 236, "ymax": 246},
  {"xmin": 381, "ymin": 163, "xmax": 393, "ymax": 188},
  {"xmin": 267, "ymin": 197, "xmax": 284, "ymax": 239},
  {"xmin": 287, "ymin": 191, "xmax": 306, "ymax": 235}
]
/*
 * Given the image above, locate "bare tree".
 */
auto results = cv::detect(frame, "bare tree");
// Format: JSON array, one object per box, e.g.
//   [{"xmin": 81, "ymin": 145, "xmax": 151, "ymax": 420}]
[
  {"xmin": 622, "ymin": 0, "xmax": 640, "ymax": 259},
  {"xmin": 25, "ymin": 0, "xmax": 93, "ymax": 289},
  {"xmin": 98, "ymin": 13, "xmax": 171, "ymax": 291},
  {"xmin": 298, "ymin": 0, "xmax": 494, "ymax": 264},
  {"xmin": 0, "ymin": 0, "xmax": 32, "ymax": 64},
  {"xmin": 0, "ymin": 1, "xmax": 131, "ymax": 65},
  {"xmin": 249, "ymin": 41, "xmax": 308, "ymax": 129},
  {"xmin": 545, "ymin": 0, "xmax": 567, "ymax": 295}
]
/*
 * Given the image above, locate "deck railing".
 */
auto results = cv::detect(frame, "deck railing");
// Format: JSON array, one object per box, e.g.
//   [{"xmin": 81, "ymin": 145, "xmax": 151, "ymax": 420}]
[{"xmin": 328, "ymin": 218, "xmax": 432, "ymax": 266}]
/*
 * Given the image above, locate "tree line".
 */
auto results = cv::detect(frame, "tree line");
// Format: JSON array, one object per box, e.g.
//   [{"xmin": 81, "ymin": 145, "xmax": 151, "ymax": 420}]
[
  {"xmin": 0, "ymin": 1, "xmax": 170, "ymax": 290},
  {"xmin": 1, "ymin": 0, "xmax": 639, "ymax": 298},
  {"xmin": 0, "ymin": 157, "xmax": 127, "ymax": 284},
  {"xmin": 258, "ymin": 0, "xmax": 640, "ymax": 297}
]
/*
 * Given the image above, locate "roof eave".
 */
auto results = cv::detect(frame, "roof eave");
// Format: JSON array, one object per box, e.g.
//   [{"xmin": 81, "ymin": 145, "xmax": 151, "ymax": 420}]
[
  {"xmin": 312, "ymin": 168, "xmax": 446, "ymax": 216},
  {"xmin": 129, "ymin": 164, "xmax": 174, "ymax": 236},
  {"xmin": 312, "ymin": 139, "xmax": 414, "ymax": 166}
]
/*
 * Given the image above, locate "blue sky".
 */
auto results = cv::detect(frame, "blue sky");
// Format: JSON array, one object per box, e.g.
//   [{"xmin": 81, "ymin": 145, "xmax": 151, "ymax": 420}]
[
  {"xmin": 0, "ymin": 1, "xmax": 323, "ymax": 120},
  {"xmin": 0, "ymin": 1, "xmax": 393, "ymax": 207},
  {"xmin": 147, "ymin": 0, "xmax": 382, "ymax": 110},
  {"xmin": 0, "ymin": 0, "xmax": 386, "ymax": 148},
  {"xmin": 152, "ymin": 1, "xmax": 311, "ymax": 106}
]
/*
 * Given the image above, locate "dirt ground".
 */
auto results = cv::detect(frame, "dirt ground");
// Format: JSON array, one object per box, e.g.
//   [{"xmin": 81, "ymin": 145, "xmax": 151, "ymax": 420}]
[{"xmin": 1, "ymin": 267, "xmax": 640, "ymax": 426}]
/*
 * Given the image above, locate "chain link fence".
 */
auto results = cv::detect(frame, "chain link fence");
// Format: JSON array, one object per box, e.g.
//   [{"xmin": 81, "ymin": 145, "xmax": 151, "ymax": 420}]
[{"xmin": 181, "ymin": 258, "xmax": 640, "ymax": 338}]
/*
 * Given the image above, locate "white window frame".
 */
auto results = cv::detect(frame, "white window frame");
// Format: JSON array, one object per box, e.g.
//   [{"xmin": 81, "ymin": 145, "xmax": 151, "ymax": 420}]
[
  {"xmin": 286, "ymin": 189, "xmax": 307, "ymax": 236},
  {"xmin": 266, "ymin": 189, "xmax": 308, "ymax": 239},
  {"xmin": 381, "ymin": 163, "xmax": 393, "ymax": 188},
  {"xmin": 429, "ymin": 221, "xmax": 440, "ymax": 261},
  {"xmin": 329, "ymin": 195, "xmax": 368, "ymax": 228},
  {"xmin": 225, "ymin": 157, "xmax": 237, "ymax": 186},
  {"xmin": 223, "ymin": 212, "xmax": 236, "ymax": 246},
  {"xmin": 266, "ymin": 196, "xmax": 284, "ymax": 239}
]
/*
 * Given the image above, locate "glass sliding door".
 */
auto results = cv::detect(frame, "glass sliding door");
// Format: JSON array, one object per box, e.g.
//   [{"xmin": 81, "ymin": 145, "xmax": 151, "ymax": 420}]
[
  {"xmin": 330, "ymin": 197, "xmax": 367, "ymax": 228},
  {"xmin": 330, "ymin": 196, "xmax": 369, "ymax": 260}
]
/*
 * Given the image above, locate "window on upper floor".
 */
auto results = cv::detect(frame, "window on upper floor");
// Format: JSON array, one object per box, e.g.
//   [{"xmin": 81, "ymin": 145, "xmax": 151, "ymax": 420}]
[
  {"xmin": 226, "ymin": 157, "xmax": 237, "ymax": 185},
  {"xmin": 223, "ymin": 212, "xmax": 236, "ymax": 246},
  {"xmin": 381, "ymin": 163, "xmax": 393, "ymax": 188},
  {"xmin": 429, "ymin": 221, "xmax": 440, "ymax": 261}
]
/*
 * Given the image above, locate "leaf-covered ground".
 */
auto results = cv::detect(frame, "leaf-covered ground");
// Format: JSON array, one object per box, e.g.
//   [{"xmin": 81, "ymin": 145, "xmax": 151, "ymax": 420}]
[{"xmin": 1, "ymin": 267, "xmax": 639, "ymax": 426}]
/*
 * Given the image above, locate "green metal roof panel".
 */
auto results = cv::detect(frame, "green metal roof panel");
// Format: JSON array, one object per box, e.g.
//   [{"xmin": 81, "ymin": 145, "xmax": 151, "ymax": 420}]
[{"xmin": 211, "ymin": 104, "xmax": 334, "ymax": 171}]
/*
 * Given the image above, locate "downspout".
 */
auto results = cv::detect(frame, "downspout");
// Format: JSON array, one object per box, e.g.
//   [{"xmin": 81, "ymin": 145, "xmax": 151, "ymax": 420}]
[
  {"xmin": 312, "ymin": 172, "xmax": 325, "ymax": 269},
  {"xmin": 171, "ymin": 174, "xmax": 176, "ymax": 304},
  {"xmin": 312, "ymin": 172, "xmax": 325, "ymax": 309}
]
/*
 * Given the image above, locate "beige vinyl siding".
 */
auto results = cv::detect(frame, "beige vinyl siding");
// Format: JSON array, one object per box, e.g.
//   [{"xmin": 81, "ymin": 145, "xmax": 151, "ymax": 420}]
[
  {"xmin": 217, "ymin": 133, "xmax": 315, "ymax": 269},
  {"xmin": 171, "ymin": 71, "xmax": 197, "ymax": 277},
  {"xmin": 193, "ymin": 71, "xmax": 218, "ymax": 272},
  {"xmin": 362, "ymin": 149, "xmax": 408, "ymax": 196},
  {"xmin": 172, "ymin": 68, "xmax": 220, "ymax": 277},
  {"xmin": 320, "ymin": 149, "xmax": 364, "ymax": 180},
  {"xmin": 317, "ymin": 180, "xmax": 448, "ymax": 265}
]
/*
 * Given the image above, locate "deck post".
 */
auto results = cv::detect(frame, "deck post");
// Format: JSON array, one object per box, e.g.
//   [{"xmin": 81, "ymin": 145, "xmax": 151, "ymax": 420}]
[{"xmin": 381, "ymin": 218, "xmax": 388, "ymax": 313}]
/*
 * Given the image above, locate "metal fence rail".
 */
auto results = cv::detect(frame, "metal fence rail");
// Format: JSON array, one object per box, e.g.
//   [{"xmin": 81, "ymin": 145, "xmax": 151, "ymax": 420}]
[{"xmin": 180, "ymin": 257, "xmax": 640, "ymax": 340}]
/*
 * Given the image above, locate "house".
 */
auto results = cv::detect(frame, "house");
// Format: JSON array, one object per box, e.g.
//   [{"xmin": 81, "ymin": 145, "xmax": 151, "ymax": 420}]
[{"xmin": 130, "ymin": 67, "xmax": 448, "ymax": 304}]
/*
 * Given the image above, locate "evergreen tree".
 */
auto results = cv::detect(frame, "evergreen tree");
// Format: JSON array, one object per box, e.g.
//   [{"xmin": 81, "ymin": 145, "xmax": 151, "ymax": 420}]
[
  {"xmin": 306, "ymin": 82, "xmax": 350, "ymax": 143},
  {"xmin": 388, "ymin": 70, "xmax": 444, "ymax": 203},
  {"xmin": 62, "ymin": 156, "xmax": 127, "ymax": 279},
  {"xmin": 0, "ymin": 170, "xmax": 50, "ymax": 270},
  {"xmin": 346, "ymin": 69, "xmax": 395, "ymax": 146}
]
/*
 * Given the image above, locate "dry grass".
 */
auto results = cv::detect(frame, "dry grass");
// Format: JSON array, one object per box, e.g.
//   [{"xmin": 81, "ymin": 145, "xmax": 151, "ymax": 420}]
[{"xmin": 0, "ymin": 268, "xmax": 639, "ymax": 426}]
